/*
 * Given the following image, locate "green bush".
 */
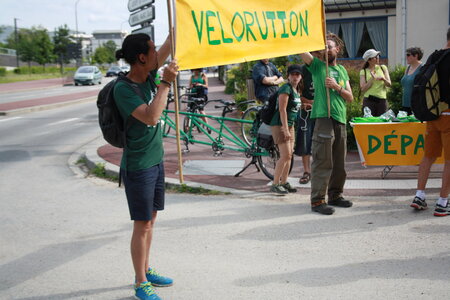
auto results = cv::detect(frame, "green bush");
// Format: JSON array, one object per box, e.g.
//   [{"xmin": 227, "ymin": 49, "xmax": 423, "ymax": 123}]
[
  {"xmin": 0, "ymin": 67, "xmax": 6, "ymax": 76},
  {"xmin": 387, "ymin": 64, "xmax": 406, "ymax": 113}
]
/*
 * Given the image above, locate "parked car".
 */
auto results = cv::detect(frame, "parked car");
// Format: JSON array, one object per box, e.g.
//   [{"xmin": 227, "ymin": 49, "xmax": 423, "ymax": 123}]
[
  {"xmin": 106, "ymin": 66, "xmax": 122, "ymax": 77},
  {"xmin": 74, "ymin": 66, "xmax": 102, "ymax": 85},
  {"xmin": 120, "ymin": 65, "xmax": 130, "ymax": 73}
]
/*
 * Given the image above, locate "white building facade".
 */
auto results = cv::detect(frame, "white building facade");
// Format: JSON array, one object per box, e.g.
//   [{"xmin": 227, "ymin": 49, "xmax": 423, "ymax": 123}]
[{"xmin": 324, "ymin": 0, "xmax": 449, "ymax": 66}]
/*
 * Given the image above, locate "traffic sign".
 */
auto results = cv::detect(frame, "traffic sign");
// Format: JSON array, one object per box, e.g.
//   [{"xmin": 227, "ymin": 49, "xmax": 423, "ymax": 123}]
[
  {"xmin": 129, "ymin": 5, "xmax": 155, "ymax": 27},
  {"xmin": 128, "ymin": 0, "xmax": 154, "ymax": 12},
  {"xmin": 132, "ymin": 25, "xmax": 154, "ymax": 41}
]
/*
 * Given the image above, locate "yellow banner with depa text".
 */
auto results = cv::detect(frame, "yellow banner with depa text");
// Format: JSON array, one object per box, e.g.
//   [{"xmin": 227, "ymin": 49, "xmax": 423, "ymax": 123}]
[
  {"xmin": 174, "ymin": 0, "xmax": 325, "ymax": 70},
  {"xmin": 353, "ymin": 122, "xmax": 444, "ymax": 166}
]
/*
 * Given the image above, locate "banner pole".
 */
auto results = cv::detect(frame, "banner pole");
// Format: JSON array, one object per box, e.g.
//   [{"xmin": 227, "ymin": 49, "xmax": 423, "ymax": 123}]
[
  {"xmin": 166, "ymin": 0, "xmax": 184, "ymax": 183},
  {"xmin": 322, "ymin": 0, "xmax": 331, "ymax": 118}
]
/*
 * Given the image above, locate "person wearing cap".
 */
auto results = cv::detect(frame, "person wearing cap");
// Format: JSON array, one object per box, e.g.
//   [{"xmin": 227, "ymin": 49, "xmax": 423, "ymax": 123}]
[
  {"xmin": 359, "ymin": 49, "xmax": 391, "ymax": 116},
  {"xmin": 300, "ymin": 32, "xmax": 354, "ymax": 215},
  {"xmin": 269, "ymin": 64, "xmax": 303, "ymax": 194},
  {"xmin": 252, "ymin": 59, "xmax": 284, "ymax": 104},
  {"xmin": 401, "ymin": 47, "xmax": 424, "ymax": 115}
]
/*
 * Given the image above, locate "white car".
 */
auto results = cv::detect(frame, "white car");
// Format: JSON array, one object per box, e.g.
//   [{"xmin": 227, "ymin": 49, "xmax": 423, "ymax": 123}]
[{"xmin": 74, "ymin": 66, "xmax": 102, "ymax": 86}]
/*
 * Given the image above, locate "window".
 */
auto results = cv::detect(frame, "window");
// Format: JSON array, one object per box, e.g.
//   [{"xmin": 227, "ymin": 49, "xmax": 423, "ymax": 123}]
[{"xmin": 327, "ymin": 17, "xmax": 387, "ymax": 59}]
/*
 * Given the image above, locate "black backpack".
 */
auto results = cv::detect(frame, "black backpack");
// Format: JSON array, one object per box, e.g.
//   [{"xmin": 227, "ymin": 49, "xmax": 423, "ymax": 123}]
[
  {"xmin": 260, "ymin": 84, "xmax": 293, "ymax": 125},
  {"xmin": 411, "ymin": 49, "xmax": 450, "ymax": 121},
  {"xmin": 97, "ymin": 74, "xmax": 146, "ymax": 148}
]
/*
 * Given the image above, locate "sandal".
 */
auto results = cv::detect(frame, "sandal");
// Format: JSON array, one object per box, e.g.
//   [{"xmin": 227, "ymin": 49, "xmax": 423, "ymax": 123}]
[{"xmin": 299, "ymin": 172, "xmax": 311, "ymax": 184}]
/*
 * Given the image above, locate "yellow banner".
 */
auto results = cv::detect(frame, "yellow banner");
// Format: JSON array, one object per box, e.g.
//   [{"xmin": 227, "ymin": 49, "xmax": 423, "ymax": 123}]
[
  {"xmin": 174, "ymin": 0, "xmax": 325, "ymax": 70},
  {"xmin": 353, "ymin": 122, "xmax": 444, "ymax": 166}
]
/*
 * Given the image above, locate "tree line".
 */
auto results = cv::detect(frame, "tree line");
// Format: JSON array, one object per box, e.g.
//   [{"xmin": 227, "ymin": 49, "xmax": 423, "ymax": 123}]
[{"xmin": 1, "ymin": 24, "xmax": 118, "ymax": 73}]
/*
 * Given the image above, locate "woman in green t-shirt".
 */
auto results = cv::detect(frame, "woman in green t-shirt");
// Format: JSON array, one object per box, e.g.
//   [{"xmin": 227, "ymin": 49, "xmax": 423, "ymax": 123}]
[
  {"xmin": 359, "ymin": 49, "xmax": 392, "ymax": 116},
  {"xmin": 269, "ymin": 64, "xmax": 303, "ymax": 194}
]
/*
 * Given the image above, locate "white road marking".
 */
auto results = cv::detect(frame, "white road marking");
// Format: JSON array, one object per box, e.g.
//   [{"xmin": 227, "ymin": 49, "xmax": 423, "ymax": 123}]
[
  {"xmin": 0, "ymin": 117, "xmax": 23, "ymax": 122},
  {"xmin": 47, "ymin": 118, "xmax": 80, "ymax": 126}
]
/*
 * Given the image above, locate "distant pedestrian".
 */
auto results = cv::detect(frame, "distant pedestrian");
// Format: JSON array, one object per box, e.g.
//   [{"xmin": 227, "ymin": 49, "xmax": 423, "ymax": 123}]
[
  {"xmin": 300, "ymin": 33, "xmax": 354, "ymax": 215},
  {"xmin": 114, "ymin": 33, "xmax": 178, "ymax": 300},
  {"xmin": 359, "ymin": 49, "xmax": 391, "ymax": 116},
  {"xmin": 410, "ymin": 28, "xmax": 450, "ymax": 217},
  {"xmin": 269, "ymin": 64, "xmax": 303, "ymax": 194},
  {"xmin": 400, "ymin": 47, "xmax": 423, "ymax": 115},
  {"xmin": 252, "ymin": 58, "xmax": 284, "ymax": 104}
]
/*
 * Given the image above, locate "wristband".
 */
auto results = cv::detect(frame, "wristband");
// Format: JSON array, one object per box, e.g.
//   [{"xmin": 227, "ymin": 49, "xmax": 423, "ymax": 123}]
[{"xmin": 160, "ymin": 79, "xmax": 171, "ymax": 87}]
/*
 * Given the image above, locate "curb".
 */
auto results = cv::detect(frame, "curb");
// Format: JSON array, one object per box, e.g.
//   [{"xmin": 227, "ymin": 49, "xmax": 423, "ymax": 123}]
[
  {"xmin": 0, "ymin": 96, "xmax": 96, "ymax": 116},
  {"xmin": 80, "ymin": 137, "xmax": 258, "ymax": 196}
]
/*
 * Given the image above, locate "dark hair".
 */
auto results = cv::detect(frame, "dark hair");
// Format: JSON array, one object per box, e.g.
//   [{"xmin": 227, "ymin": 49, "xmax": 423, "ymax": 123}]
[
  {"xmin": 406, "ymin": 47, "xmax": 424, "ymax": 60},
  {"xmin": 115, "ymin": 33, "xmax": 151, "ymax": 65},
  {"xmin": 447, "ymin": 27, "xmax": 450, "ymax": 41}
]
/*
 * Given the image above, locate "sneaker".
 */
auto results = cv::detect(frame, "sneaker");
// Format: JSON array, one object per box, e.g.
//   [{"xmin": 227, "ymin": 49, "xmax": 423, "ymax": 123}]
[
  {"xmin": 410, "ymin": 196, "xmax": 427, "ymax": 210},
  {"xmin": 270, "ymin": 184, "xmax": 288, "ymax": 195},
  {"xmin": 282, "ymin": 182, "xmax": 297, "ymax": 193},
  {"xmin": 146, "ymin": 268, "xmax": 173, "ymax": 287},
  {"xmin": 135, "ymin": 281, "xmax": 161, "ymax": 300},
  {"xmin": 328, "ymin": 197, "xmax": 353, "ymax": 208},
  {"xmin": 433, "ymin": 203, "xmax": 450, "ymax": 217},
  {"xmin": 311, "ymin": 203, "xmax": 335, "ymax": 215}
]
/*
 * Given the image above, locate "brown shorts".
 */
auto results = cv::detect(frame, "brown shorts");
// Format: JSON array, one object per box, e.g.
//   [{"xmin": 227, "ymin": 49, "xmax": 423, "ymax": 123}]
[
  {"xmin": 271, "ymin": 125, "xmax": 295, "ymax": 145},
  {"xmin": 424, "ymin": 112, "xmax": 450, "ymax": 160}
]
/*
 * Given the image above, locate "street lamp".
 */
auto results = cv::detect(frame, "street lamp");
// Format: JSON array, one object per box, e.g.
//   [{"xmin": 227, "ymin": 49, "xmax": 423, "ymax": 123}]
[
  {"xmin": 75, "ymin": 0, "xmax": 81, "ymax": 66},
  {"xmin": 14, "ymin": 18, "xmax": 19, "ymax": 68}
]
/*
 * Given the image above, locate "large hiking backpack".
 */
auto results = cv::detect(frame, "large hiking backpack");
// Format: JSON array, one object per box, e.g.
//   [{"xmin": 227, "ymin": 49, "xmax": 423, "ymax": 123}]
[
  {"xmin": 97, "ymin": 74, "xmax": 145, "ymax": 148},
  {"xmin": 411, "ymin": 49, "xmax": 450, "ymax": 121}
]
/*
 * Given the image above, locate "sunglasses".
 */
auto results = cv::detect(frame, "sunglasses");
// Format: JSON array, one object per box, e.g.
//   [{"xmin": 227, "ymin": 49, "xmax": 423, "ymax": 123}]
[{"xmin": 406, "ymin": 53, "xmax": 412, "ymax": 57}]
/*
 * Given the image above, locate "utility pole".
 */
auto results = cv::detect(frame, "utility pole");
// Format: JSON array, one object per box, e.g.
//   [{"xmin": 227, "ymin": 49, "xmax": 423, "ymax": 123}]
[
  {"xmin": 14, "ymin": 18, "xmax": 19, "ymax": 68},
  {"xmin": 75, "ymin": 0, "xmax": 81, "ymax": 66}
]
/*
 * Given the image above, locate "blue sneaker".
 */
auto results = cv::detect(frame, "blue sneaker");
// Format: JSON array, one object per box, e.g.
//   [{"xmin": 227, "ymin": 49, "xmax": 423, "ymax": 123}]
[
  {"xmin": 146, "ymin": 268, "xmax": 173, "ymax": 287},
  {"xmin": 134, "ymin": 281, "xmax": 161, "ymax": 300}
]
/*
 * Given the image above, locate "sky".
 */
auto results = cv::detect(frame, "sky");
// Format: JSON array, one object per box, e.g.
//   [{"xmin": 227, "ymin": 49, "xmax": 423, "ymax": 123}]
[{"xmin": 0, "ymin": 0, "xmax": 169, "ymax": 45}]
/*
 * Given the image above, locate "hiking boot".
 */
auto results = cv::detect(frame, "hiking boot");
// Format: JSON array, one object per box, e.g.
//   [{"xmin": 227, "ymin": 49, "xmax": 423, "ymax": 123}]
[
  {"xmin": 135, "ymin": 281, "xmax": 161, "ymax": 300},
  {"xmin": 433, "ymin": 203, "xmax": 450, "ymax": 217},
  {"xmin": 328, "ymin": 197, "xmax": 353, "ymax": 208},
  {"xmin": 270, "ymin": 184, "xmax": 288, "ymax": 195},
  {"xmin": 410, "ymin": 196, "xmax": 427, "ymax": 210},
  {"xmin": 146, "ymin": 268, "xmax": 173, "ymax": 287},
  {"xmin": 311, "ymin": 203, "xmax": 335, "ymax": 215},
  {"xmin": 282, "ymin": 182, "xmax": 297, "ymax": 193}
]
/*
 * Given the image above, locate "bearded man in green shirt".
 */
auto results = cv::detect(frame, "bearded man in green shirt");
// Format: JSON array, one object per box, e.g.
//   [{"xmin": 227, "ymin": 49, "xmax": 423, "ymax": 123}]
[{"xmin": 300, "ymin": 33, "xmax": 354, "ymax": 215}]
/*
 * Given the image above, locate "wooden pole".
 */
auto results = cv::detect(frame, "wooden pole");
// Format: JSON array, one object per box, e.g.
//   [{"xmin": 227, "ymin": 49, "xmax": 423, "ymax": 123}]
[
  {"xmin": 166, "ymin": 0, "xmax": 184, "ymax": 183},
  {"xmin": 322, "ymin": 0, "xmax": 331, "ymax": 118}
]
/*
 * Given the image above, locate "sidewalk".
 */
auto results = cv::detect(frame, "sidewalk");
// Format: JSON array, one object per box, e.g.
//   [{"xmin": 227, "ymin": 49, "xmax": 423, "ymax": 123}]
[{"xmin": 93, "ymin": 76, "xmax": 443, "ymax": 196}]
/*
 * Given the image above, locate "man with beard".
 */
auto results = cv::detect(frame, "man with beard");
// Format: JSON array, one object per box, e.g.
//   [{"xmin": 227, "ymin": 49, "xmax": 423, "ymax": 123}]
[{"xmin": 300, "ymin": 33, "xmax": 354, "ymax": 215}]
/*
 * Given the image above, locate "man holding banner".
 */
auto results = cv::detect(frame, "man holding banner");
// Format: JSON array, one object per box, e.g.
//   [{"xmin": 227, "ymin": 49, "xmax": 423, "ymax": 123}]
[{"xmin": 300, "ymin": 33, "xmax": 354, "ymax": 215}]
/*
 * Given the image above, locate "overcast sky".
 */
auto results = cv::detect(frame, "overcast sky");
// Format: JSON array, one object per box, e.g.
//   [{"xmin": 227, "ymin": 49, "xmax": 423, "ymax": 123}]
[{"xmin": 0, "ymin": 0, "xmax": 169, "ymax": 44}]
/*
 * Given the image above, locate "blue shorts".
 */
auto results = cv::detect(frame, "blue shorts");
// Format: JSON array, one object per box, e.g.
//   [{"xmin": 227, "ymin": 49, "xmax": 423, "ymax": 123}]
[{"xmin": 121, "ymin": 162, "xmax": 165, "ymax": 221}]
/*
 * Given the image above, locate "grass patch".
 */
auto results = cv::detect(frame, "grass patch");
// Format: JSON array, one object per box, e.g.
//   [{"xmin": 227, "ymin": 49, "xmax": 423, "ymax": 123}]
[
  {"xmin": 0, "ymin": 73, "xmax": 63, "ymax": 84},
  {"xmin": 166, "ymin": 183, "xmax": 230, "ymax": 195},
  {"xmin": 76, "ymin": 157, "xmax": 87, "ymax": 165},
  {"xmin": 90, "ymin": 163, "xmax": 119, "ymax": 182}
]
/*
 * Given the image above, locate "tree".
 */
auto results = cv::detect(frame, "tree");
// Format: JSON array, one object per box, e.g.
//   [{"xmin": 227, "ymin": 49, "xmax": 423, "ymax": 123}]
[
  {"xmin": 33, "ymin": 27, "xmax": 54, "ymax": 70},
  {"xmin": 7, "ymin": 28, "xmax": 34, "ymax": 69},
  {"xmin": 53, "ymin": 25, "xmax": 72, "ymax": 74},
  {"xmin": 92, "ymin": 46, "xmax": 109, "ymax": 64},
  {"xmin": 104, "ymin": 40, "xmax": 117, "ymax": 64}
]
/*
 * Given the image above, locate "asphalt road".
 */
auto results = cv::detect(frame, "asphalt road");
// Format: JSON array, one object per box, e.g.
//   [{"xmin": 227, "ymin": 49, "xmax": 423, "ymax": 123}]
[{"xmin": 0, "ymin": 81, "xmax": 448, "ymax": 299}]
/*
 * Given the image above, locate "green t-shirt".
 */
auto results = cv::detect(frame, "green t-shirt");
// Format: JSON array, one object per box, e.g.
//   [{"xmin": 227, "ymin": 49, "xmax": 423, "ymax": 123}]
[
  {"xmin": 306, "ymin": 57, "xmax": 349, "ymax": 124},
  {"xmin": 113, "ymin": 76, "xmax": 163, "ymax": 171},
  {"xmin": 359, "ymin": 65, "xmax": 388, "ymax": 99},
  {"xmin": 270, "ymin": 83, "xmax": 301, "ymax": 126},
  {"xmin": 191, "ymin": 74, "xmax": 205, "ymax": 94}
]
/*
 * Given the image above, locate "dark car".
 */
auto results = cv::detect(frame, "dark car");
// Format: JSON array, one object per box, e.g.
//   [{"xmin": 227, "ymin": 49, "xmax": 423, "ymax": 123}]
[{"xmin": 106, "ymin": 66, "xmax": 122, "ymax": 77}]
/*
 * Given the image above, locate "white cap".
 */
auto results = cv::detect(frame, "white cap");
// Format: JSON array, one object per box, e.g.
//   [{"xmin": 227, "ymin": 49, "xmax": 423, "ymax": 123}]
[{"xmin": 363, "ymin": 49, "xmax": 381, "ymax": 61}]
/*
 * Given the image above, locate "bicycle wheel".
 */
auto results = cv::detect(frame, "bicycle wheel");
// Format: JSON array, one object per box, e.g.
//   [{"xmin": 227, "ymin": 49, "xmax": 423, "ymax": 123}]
[
  {"xmin": 241, "ymin": 106, "xmax": 259, "ymax": 146},
  {"xmin": 183, "ymin": 116, "xmax": 191, "ymax": 134},
  {"xmin": 257, "ymin": 146, "xmax": 294, "ymax": 180}
]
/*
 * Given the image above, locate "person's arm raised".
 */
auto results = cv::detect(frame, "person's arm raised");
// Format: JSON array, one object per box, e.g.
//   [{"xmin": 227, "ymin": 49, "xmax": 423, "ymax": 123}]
[
  {"xmin": 131, "ymin": 60, "xmax": 178, "ymax": 125},
  {"xmin": 300, "ymin": 52, "xmax": 314, "ymax": 66}
]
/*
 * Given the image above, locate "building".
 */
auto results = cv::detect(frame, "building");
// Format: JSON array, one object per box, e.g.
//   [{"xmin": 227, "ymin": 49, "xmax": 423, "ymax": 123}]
[
  {"xmin": 91, "ymin": 30, "xmax": 127, "ymax": 54},
  {"xmin": 324, "ymin": 0, "xmax": 449, "ymax": 66}
]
